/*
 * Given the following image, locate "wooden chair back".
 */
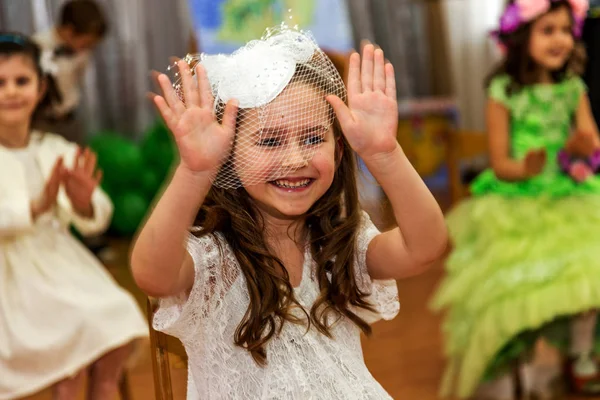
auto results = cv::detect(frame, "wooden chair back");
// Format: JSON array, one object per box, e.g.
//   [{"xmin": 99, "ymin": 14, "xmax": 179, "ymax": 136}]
[
  {"xmin": 443, "ymin": 130, "xmax": 489, "ymax": 204},
  {"xmin": 147, "ymin": 298, "xmax": 188, "ymax": 400}
]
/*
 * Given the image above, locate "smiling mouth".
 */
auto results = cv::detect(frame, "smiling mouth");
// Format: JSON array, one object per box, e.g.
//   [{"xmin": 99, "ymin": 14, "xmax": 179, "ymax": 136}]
[
  {"xmin": 548, "ymin": 49, "xmax": 565, "ymax": 57},
  {"xmin": 269, "ymin": 178, "xmax": 313, "ymax": 189},
  {"xmin": 0, "ymin": 103, "xmax": 25, "ymax": 109}
]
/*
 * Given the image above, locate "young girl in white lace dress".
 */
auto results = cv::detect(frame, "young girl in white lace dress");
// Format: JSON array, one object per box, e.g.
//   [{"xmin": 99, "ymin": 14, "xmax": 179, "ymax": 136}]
[
  {"xmin": 0, "ymin": 33, "xmax": 148, "ymax": 400},
  {"xmin": 132, "ymin": 26, "xmax": 448, "ymax": 399}
]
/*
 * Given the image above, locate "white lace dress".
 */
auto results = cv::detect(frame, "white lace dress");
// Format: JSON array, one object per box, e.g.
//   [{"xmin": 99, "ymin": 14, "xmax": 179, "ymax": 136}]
[{"xmin": 154, "ymin": 211, "xmax": 400, "ymax": 400}]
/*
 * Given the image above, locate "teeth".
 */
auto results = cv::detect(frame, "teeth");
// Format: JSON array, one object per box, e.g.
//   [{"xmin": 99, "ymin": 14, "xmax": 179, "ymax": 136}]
[{"xmin": 273, "ymin": 179, "xmax": 310, "ymax": 188}]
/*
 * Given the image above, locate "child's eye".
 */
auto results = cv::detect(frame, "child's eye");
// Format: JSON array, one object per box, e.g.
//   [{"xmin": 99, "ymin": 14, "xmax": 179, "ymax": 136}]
[
  {"xmin": 257, "ymin": 137, "xmax": 281, "ymax": 147},
  {"xmin": 542, "ymin": 26, "xmax": 554, "ymax": 35},
  {"xmin": 0, "ymin": 79, "xmax": 5, "ymax": 87},
  {"xmin": 16, "ymin": 77, "xmax": 31, "ymax": 86},
  {"xmin": 302, "ymin": 134, "xmax": 325, "ymax": 146}
]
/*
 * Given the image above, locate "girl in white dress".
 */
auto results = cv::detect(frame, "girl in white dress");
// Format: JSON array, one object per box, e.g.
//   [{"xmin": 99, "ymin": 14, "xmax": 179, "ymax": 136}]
[
  {"xmin": 132, "ymin": 26, "xmax": 448, "ymax": 399},
  {"xmin": 0, "ymin": 33, "xmax": 148, "ymax": 400}
]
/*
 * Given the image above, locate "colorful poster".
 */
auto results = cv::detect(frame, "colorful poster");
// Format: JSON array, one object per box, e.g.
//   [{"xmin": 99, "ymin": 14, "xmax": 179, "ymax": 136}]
[{"xmin": 188, "ymin": 0, "xmax": 354, "ymax": 54}]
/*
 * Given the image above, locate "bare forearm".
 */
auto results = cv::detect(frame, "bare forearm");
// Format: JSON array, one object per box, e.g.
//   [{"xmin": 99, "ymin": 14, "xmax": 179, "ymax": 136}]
[
  {"xmin": 362, "ymin": 145, "xmax": 447, "ymax": 263},
  {"xmin": 492, "ymin": 159, "xmax": 529, "ymax": 181},
  {"xmin": 131, "ymin": 165, "xmax": 211, "ymax": 292}
]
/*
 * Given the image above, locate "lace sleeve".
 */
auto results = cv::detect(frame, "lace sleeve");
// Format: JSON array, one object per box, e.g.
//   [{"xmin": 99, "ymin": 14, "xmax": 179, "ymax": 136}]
[
  {"xmin": 353, "ymin": 211, "xmax": 400, "ymax": 324},
  {"xmin": 152, "ymin": 231, "xmax": 240, "ymax": 340}
]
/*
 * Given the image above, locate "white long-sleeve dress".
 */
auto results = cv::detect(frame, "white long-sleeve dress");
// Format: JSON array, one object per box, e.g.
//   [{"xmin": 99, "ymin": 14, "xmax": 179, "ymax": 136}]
[
  {"xmin": 0, "ymin": 132, "xmax": 148, "ymax": 400},
  {"xmin": 154, "ymin": 211, "xmax": 400, "ymax": 400}
]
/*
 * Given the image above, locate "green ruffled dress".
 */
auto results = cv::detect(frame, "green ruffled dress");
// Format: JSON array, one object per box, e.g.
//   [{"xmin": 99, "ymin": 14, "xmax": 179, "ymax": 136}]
[{"xmin": 431, "ymin": 75, "xmax": 600, "ymax": 399}]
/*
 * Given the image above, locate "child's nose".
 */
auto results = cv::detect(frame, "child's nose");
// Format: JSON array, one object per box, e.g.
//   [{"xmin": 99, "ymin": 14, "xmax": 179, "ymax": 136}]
[
  {"xmin": 281, "ymin": 144, "xmax": 309, "ymax": 169},
  {"xmin": 5, "ymin": 82, "xmax": 18, "ymax": 96}
]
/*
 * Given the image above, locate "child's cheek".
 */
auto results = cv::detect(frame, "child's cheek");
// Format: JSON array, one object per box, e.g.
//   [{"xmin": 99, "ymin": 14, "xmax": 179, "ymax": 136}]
[{"xmin": 311, "ymin": 147, "xmax": 336, "ymax": 177}]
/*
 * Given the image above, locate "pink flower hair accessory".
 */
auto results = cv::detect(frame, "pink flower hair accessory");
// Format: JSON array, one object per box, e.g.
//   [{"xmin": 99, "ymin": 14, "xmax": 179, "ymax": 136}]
[
  {"xmin": 568, "ymin": 0, "xmax": 590, "ymax": 18},
  {"xmin": 516, "ymin": 0, "xmax": 550, "ymax": 21},
  {"xmin": 495, "ymin": 0, "xmax": 589, "ymax": 37}
]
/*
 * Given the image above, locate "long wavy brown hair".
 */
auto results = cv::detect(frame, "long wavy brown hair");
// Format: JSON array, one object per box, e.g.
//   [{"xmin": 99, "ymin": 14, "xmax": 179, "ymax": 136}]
[{"xmin": 193, "ymin": 65, "xmax": 377, "ymax": 365}]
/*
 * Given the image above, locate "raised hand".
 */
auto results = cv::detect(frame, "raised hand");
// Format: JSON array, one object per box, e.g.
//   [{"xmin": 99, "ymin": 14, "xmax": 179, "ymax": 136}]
[
  {"xmin": 63, "ymin": 147, "xmax": 102, "ymax": 217},
  {"xmin": 524, "ymin": 149, "xmax": 547, "ymax": 177},
  {"xmin": 152, "ymin": 60, "xmax": 238, "ymax": 174},
  {"xmin": 31, "ymin": 157, "xmax": 64, "ymax": 219},
  {"xmin": 326, "ymin": 44, "xmax": 399, "ymax": 161}
]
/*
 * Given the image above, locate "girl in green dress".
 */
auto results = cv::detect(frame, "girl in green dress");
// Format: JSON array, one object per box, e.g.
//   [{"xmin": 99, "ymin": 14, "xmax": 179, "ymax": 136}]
[{"xmin": 431, "ymin": 0, "xmax": 600, "ymax": 399}]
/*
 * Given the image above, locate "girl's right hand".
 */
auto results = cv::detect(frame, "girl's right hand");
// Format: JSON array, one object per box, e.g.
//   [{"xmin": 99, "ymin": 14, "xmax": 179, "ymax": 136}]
[
  {"xmin": 152, "ymin": 60, "xmax": 238, "ymax": 174},
  {"xmin": 523, "ymin": 149, "xmax": 547, "ymax": 177},
  {"xmin": 31, "ymin": 157, "xmax": 64, "ymax": 219}
]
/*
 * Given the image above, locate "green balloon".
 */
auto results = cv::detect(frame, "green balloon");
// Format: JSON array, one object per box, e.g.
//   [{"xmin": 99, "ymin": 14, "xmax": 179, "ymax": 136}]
[
  {"xmin": 141, "ymin": 121, "xmax": 176, "ymax": 182},
  {"xmin": 146, "ymin": 119, "xmax": 171, "ymax": 143},
  {"xmin": 111, "ymin": 191, "xmax": 149, "ymax": 236},
  {"xmin": 138, "ymin": 169, "xmax": 161, "ymax": 198},
  {"xmin": 89, "ymin": 134, "xmax": 144, "ymax": 189},
  {"xmin": 88, "ymin": 131, "xmax": 116, "ymax": 151}
]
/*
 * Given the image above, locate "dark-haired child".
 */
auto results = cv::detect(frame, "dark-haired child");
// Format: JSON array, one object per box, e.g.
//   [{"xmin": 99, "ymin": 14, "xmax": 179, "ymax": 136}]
[
  {"xmin": 32, "ymin": 0, "xmax": 108, "ymax": 144},
  {"xmin": 431, "ymin": 1, "xmax": 600, "ymax": 399}
]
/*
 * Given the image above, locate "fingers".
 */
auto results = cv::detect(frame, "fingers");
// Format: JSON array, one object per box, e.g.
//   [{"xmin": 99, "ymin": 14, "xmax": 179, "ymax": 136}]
[
  {"xmin": 70, "ymin": 147, "xmax": 96, "ymax": 176},
  {"xmin": 196, "ymin": 64, "xmax": 214, "ymax": 110},
  {"xmin": 152, "ymin": 69, "xmax": 183, "ymax": 116},
  {"xmin": 153, "ymin": 95, "xmax": 177, "ymax": 131},
  {"xmin": 150, "ymin": 70, "xmax": 161, "ymax": 88},
  {"xmin": 83, "ymin": 149, "xmax": 97, "ymax": 176},
  {"xmin": 353, "ymin": 44, "xmax": 392, "ymax": 95},
  {"xmin": 373, "ymin": 48, "xmax": 386, "ymax": 92},
  {"xmin": 49, "ymin": 157, "xmax": 64, "ymax": 183},
  {"xmin": 73, "ymin": 146, "xmax": 83, "ymax": 170},
  {"xmin": 361, "ymin": 44, "xmax": 374, "ymax": 92},
  {"xmin": 65, "ymin": 169, "xmax": 95, "ymax": 186},
  {"xmin": 326, "ymin": 95, "xmax": 354, "ymax": 129},
  {"xmin": 347, "ymin": 52, "xmax": 361, "ymax": 98},
  {"xmin": 146, "ymin": 91, "xmax": 159, "ymax": 103},
  {"xmin": 157, "ymin": 73, "xmax": 185, "ymax": 118},
  {"xmin": 62, "ymin": 148, "xmax": 100, "ymax": 191},
  {"xmin": 94, "ymin": 169, "xmax": 103, "ymax": 185},
  {"xmin": 385, "ymin": 63, "xmax": 397, "ymax": 99},
  {"xmin": 46, "ymin": 157, "xmax": 64, "ymax": 201},
  {"xmin": 178, "ymin": 59, "xmax": 200, "ymax": 107},
  {"xmin": 525, "ymin": 149, "xmax": 546, "ymax": 175},
  {"xmin": 220, "ymin": 99, "xmax": 239, "ymax": 134},
  {"xmin": 527, "ymin": 148, "xmax": 546, "ymax": 158},
  {"xmin": 359, "ymin": 39, "xmax": 372, "ymax": 54}
]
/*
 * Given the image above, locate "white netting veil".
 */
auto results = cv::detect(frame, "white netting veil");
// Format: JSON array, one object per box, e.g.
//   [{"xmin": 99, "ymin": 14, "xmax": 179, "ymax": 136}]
[{"xmin": 168, "ymin": 24, "xmax": 347, "ymax": 190}]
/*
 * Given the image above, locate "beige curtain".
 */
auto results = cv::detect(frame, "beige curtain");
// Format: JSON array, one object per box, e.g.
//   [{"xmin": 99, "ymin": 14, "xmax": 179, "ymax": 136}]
[
  {"xmin": 441, "ymin": 0, "xmax": 504, "ymax": 131},
  {"xmin": 345, "ymin": 0, "xmax": 443, "ymax": 99}
]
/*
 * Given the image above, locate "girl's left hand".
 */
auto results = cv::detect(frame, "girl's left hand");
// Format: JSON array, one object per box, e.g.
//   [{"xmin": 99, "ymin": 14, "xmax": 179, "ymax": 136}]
[
  {"xmin": 64, "ymin": 147, "xmax": 103, "ymax": 218},
  {"xmin": 327, "ymin": 44, "xmax": 399, "ymax": 161}
]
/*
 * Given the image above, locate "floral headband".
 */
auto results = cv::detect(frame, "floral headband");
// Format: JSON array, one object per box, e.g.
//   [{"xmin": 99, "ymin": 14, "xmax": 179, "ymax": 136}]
[{"xmin": 496, "ymin": 0, "xmax": 589, "ymax": 39}]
